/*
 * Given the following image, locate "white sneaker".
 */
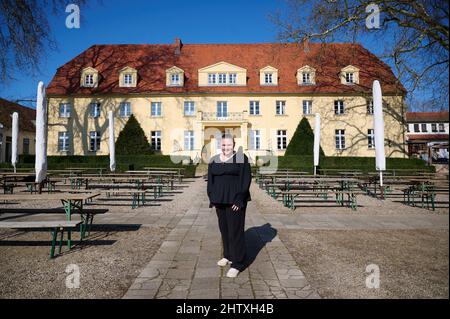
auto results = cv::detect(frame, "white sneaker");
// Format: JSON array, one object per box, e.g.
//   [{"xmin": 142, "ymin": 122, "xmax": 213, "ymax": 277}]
[
  {"xmin": 226, "ymin": 268, "xmax": 240, "ymax": 278},
  {"xmin": 217, "ymin": 258, "xmax": 231, "ymax": 267}
]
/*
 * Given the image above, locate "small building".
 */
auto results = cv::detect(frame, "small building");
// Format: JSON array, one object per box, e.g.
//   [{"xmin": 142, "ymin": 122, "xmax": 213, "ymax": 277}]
[
  {"xmin": 0, "ymin": 98, "xmax": 36, "ymax": 163},
  {"xmin": 406, "ymin": 111, "xmax": 449, "ymax": 163}
]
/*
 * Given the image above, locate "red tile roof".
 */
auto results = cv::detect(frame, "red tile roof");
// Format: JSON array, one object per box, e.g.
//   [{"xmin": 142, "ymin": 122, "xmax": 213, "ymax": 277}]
[
  {"xmin": 406, "ymin": 112, "xmax": 449, "ymax": 123},
  {"xmin": 407, "ymin": 134, "xmax": 448, "ymax": 141},
  {"xmin": 46, "ymin": 41, "xmax": 406, "ymax": 96},
  {"xmin": 0, "ymin": 98, "xmax": 36, "ymax": 132}
]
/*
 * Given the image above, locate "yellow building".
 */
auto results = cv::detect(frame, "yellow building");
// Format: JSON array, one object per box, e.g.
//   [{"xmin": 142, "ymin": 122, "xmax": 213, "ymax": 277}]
[{"xmin": 46, "ymin": 39, "xmax": 407, "ymax": 163}]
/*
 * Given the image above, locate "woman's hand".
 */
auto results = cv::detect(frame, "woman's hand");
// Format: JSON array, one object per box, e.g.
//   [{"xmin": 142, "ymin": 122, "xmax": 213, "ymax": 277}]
[{"xmin": 231, "ymin": 204, "xmax": 240, "ymax": 212}]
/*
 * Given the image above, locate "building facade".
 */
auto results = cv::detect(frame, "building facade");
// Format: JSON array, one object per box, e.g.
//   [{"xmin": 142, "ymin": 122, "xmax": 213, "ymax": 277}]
[
  {"xmin": 406, "ymin": 111, "xmax": 449, "ymax": 163},
  {"xmin": 46, "ymin": 39, "xmax": 407, "ymax": 163},
  {"xmin": 0, "ymin": 98, "xmax": 36, "ymax": 163}
]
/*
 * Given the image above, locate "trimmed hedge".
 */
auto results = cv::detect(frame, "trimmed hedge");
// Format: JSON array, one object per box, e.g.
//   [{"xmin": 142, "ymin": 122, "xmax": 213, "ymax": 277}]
[
  {"xmin": 256, "ymin": 155, "xmax": 435, "ymax": 174},
  {"xmin": 7, "ymin": 155, "xmax": 197, "ymax": 177}
]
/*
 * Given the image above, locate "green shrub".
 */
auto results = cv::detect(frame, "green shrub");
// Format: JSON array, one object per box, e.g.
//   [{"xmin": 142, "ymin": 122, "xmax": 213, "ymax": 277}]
[
  {"xmin": 115, "ymin": 114, "xmax": 154, "ymax": 155},
  {"xmin": 285, "ymin": 117, "xmax": 325, "ymax": 157}
]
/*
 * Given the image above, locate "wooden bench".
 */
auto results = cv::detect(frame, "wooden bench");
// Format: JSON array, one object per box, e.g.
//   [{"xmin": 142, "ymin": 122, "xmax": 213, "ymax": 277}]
[
  {"xmin": 104, "ymin": 190, "xmax": 147, "ymax": 209},
  {"xmin": 0, "ymin": 220, "xmax": 81, "ymax": 258}
]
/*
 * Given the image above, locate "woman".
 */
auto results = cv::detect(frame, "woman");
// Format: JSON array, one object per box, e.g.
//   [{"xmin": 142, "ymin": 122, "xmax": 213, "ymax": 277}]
[{"xmin": 207, "ymin": 133, "xmax": 252, "ymax": 278}]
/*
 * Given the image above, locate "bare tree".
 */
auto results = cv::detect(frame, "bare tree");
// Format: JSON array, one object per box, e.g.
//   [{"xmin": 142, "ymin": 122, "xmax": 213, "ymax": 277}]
[
  {"xmin": 271, "ymin": 0, "xmax": 449, "ymax": 111},
  {"xmin": 0, "ymin": 0, "xmax": 88, "ymax": 85}
]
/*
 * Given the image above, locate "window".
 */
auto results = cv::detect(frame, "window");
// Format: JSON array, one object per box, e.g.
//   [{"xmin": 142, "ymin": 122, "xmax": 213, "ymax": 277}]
[
  {"xmin": 276, "ymin": 130, "xmax": 287, "ymax": 150},
  {"xmin": 151, "ymin": 102, "xmax": 162, "ymax": 116},
  {"xmin": 438, "ymin": 123, "xmax": 445, "ymax": 132},
  {"xmin": 119, "ymin": 102, "xmax": 131, "ymax": 117},
  {"xmin": 335, "ymin": 129, "xmax": 345, "ymax": 150},
  {"xmin": 264, "ymin": 73, "xmax": 273, "ymax": 84},
  {"xmin": 218, "ymin": 73, "xmax": 227, "ymax": 84},
  {"xmin": 59, "ymin": 103, "xmax": 71, "ymax": 118},
  {"xmin": 89, "ymin": 102, "xmax": 101, "ymax": 118},
  {"xmin": 89, "ymin": 131, "xmax": 101, "ymax": 152},
  {"xmin": 85, "ymin": 74, "xmax": 94, "ymax": 86},
  {"xmin": 217, "ymin": 101, "xmax": 228, "ymax": 118},
  {"xmin": 413, "ymin": 124, "xmax": 420, "ymax": 132},
  {"xmin": 303, "ymin": 100, "xmax": 312, "ymax": 115},
  {"xmin": 367, "ymin": 100, "xmax": 374, "ymax": 115},
  {"xmin": 249, "ymin": 101, "xmax": 260, "ymax": 115},
  {"xmin": 421, "ymin": 123, "xmax": 427, "ymax": 132},
  {"xmin": 151, "ymin": 131, "xmax": 161, "ymax": 151},
  {"xmin": 368, "ymin": 129, "xmax": 375, "ymax": 149},
  {"xmin": 184, "ymin": 101, "xmax": 195, "ymax": 116},
  {"xmin": 184, "ymin": 131, "xmax": 194, "ymax": 150},
  {"xmin": 276, "ymin": 101, "xmax": 285, "ymax": 115},
  {"xmin": 208, "ymin": 73, "xmax": 216, "ymax": 84},
  {"xmin": 23, "ymin": 138, "xmax": 30, "ymax": 155},
  {"xmin": 58, "ymin": 132, "xmax": 69, "ymax": 152},
  {"xmin": 124, "ymin": 74, "xmax": 133, "ymax": 86},
  {"xmin": 228, "ymin": 73, "xmax": 237, "ymax": 84},
  {"xmin": 345, "ymin": 72, "xmax": 354, "ymax": 84},
  {"xmin": 334, "ymin": 100, "xmax": 345, "ymax": 115},
  {"xmin": 302, "ymin": 72, "xmax": 311, "ymax": 84},
  {"xmin": 249, "ymin": 130, "xmax": 261, "ymax": 150},
  {"xmin": 171, "ymin": 73, "xmax": 180, "ymax": 85},
  {"xmin": 432, "ymin": 123, "xmax": 437, "ymax": 132}
]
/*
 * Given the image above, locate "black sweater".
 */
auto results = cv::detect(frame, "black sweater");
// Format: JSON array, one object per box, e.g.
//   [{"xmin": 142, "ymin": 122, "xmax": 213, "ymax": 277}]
[{"xmin": 207, "ymin": 151, "xmax": 252, "ymax": 208}]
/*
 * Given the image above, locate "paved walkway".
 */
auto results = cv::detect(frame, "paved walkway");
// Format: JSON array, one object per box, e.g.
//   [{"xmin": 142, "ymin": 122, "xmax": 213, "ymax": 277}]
[{"xmin": 123, "ymin": 177, "xmax": 448, "ymax": 299}]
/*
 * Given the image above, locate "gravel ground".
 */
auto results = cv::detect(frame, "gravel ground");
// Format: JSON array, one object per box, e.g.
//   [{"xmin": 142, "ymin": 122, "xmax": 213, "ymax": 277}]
[
  {"xmin": 0, "ymin": 225, "xmax": 170, "ymax": 299},
  {"xmin": 279, "ymin": 229, "xmax": 449, "ymax": 299}
]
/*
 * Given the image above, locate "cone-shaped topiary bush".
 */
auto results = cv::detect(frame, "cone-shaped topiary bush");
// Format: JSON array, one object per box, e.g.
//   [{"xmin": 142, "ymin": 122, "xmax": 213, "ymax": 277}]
[
  {"xmin": 115, "ymin": 114, "xmax": 154, "ymax": 155},
  {"xmin": 285, "ymin": 117, "xmax": 325, "ymax": 156}
]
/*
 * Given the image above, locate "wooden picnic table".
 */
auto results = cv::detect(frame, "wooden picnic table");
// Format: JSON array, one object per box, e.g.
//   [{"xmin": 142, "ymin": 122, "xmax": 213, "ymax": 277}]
[{"xmin": 0, "ymin": 192, "xmax": 101, "ymax": 249}]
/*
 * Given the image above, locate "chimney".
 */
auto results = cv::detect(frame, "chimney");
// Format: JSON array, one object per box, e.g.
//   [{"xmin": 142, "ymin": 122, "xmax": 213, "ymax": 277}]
[{"xmin": 174, "ymin": 38, "xmax": 183, "ymax": 55}]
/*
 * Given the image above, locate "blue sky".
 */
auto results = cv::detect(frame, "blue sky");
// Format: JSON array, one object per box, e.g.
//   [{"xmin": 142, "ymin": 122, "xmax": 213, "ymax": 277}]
[{"xmin": 0, "ymin": 0, "xmax": 439, "ymax": 108}]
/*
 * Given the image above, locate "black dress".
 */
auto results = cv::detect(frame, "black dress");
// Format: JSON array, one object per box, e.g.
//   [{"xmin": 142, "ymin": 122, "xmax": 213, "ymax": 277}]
[{"xmin": 207, "ymin": 151, "xmax": 252, "ymax": 208}]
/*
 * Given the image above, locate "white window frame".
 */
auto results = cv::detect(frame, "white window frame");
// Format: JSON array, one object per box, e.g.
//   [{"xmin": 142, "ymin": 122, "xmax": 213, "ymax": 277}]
[
  {"xmin": 184, "ymin": 101, "xmax": 195, "ymax": 116},
  {"xmin": 85, "ymin": 74, "xmax": 95, "ymax": 87},
  {"xmin": 23, "ymin": 138, "xmax": 30, "ymax": 155},
  {"xmin": 368, "ymin": 129, "xmax": 375, "ymax": 149},
  {"xmin": 249, "ymin": 101, "xmax": 260, "ymax": 115},
  {"xmin": 184, "ymin": 130, "xmax": 194, "ymax": 151},
  {"xmin": 276, "ymin": 130, "xmax": 287, "ymax": 150},
  {"xmin": 345, "ymin": 72, "xmax": 354, "ymax": 84},
  {"xmin": 367, "ymin": 100, "xmax": 374, "ymax": 115},
  {"xmin": 89, "ymin": 131, "xmax": 101, "ymax": 152},
  {"xmin": 58, "ymin": 132, "xmax": 69, "ymax": 152},
  {"xmin": 151, "ymin": 102, "xmax": 162, "ymax": 117},
  {"xmin": 303, "ymin": 100, "xmax": 312, "ymax": 115},
  {"xmin": 218, "ymin": 73, "xmax": 227, "ymax": 84},
  {"xmin": 89, "ymin": 102, "xmax": 101, "ymax": 118},
  {"xmin": 276, "ymin": 101, "xmax": 285, "ymax": 115},
  {"xmin": 59, "ymin": 103, "xmax": 71, "ymax": 118},
  {"xmin": 151, "ymin": 131, "xmax": 161, "ymax": 151},
  {"xmin": 208, "ymin": 73, "xmax": 216, "ymax": 84},
  {"xmin": 123, "ymin": 73, "xmax": 133, "ymax": 86},
  {"xmin": 171, "ymin": 73, "xmax": 180, "ymax": 85},
  {"xmin": 228, "ymin": 73, "xmax": 237, "ymax": 84},
  {"xmin": 216, "ymin": 101, "xmax": 228, "ymax": 118},
  {"xmin": 250, "ymin": 129, "xmax": 261, "ymax": 150},
  {"xmin": 264, "ymin": 73, "xmax": 273, "ymax": 85},
  {"xmin": 438, "ymin": 123, "xmax": 445, "ymax": 132},
  {"xmin": 334, "ymin": 100, "xmax": 345, "ymax": 115},
  {"xmin": 302, "ymin": 72, "xmax": 311, "ymax": 84},
  {"xmin": 421, "ymin": 123, "xmax": 428, "ymax": 132},
  {"xmin": 431, "ymin": 123, "xmax": 437, "ymax": 132},
  {"xmin": 413, "ymin": 124, "xmax": 420, "ymax": 132},
  {"xmin": 335, "ymin": 129, "xmax": 345, "ymax": 150},
  {"xmin": 119, "ymin": 102, "xmax": 131, "ymax": 117}
]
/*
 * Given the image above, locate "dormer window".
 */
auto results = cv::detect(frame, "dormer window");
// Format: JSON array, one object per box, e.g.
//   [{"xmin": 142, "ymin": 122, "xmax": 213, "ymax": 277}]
[
  {"xmin": 171, "ymin": 73, "xmax": 180, "ymax": 85},
  {"xmin": 345, "ymin": 72, "xmax": 354, "ymax": 84},
  {"xmin": 81, "ymin": 67, "xmax": 99, "ymax": 88},
  {"xmin": 260, "ymin": 66, "xmax": 278, "ymax": 86},
  {"xmin": 297, "ymin": 65, "xmax": 316, "ymax": 85},
  {"xmin": 124, "ymin": 74, "xmax": 133, "ymax": 86},
  {"xmin": 340, "ymin": 65, "xmax": 359, "ymax": 85},
  {"xmin": 166, "ymin": 66, "xmax": 184, "ymax": 87},
  {"xmin": 119, "ymin": 67, "xmax": 137, "ymax": 87},
  {"xmin": 85, "ymin": 74, "xmax": 94, "ymax": 86},
  {"xmin": 302, "ymin": 72, "xmax": 311, "ymax": 84},
  {"xmin": 198, "ymin": 62, "xmax": 246, "ymax": 86}
]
